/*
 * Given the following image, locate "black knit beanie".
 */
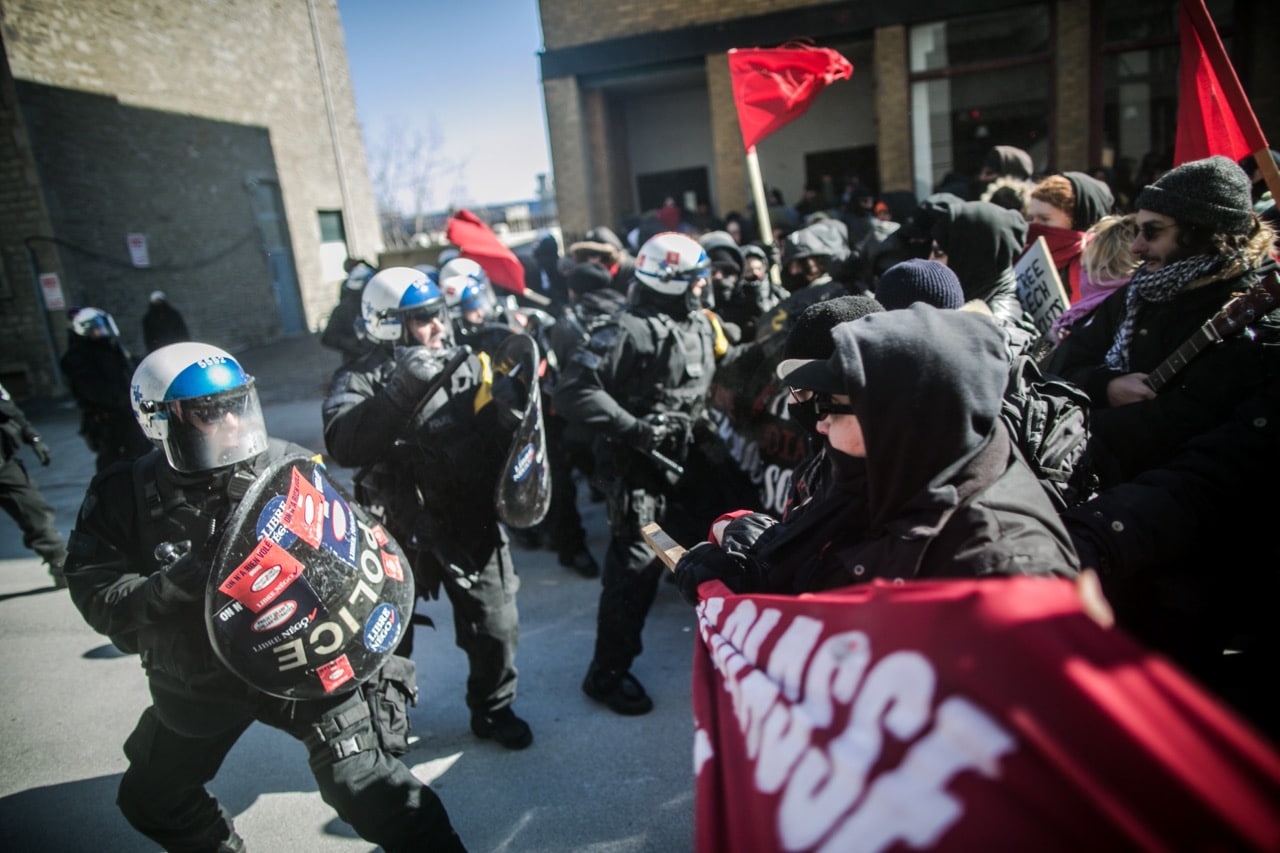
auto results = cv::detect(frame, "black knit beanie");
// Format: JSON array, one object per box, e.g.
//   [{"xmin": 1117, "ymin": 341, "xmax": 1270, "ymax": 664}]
[
  {"xmin": 874, "ymin": 259, "xmax": 964, "ymax": 311},
  {"xmin": 1134, "ymin": 155, "xmax": 1253, "ymax": 235},
  {"xmin": 783, "ymin": 294, "xmax": 884, "ymax": 360}
]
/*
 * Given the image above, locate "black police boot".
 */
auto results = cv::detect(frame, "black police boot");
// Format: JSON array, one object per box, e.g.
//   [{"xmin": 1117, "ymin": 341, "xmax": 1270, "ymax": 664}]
[
  {"xmin": 471, "ymin": 706, "xmax": 533, "ymax": 750},
  {"xmin": 558, "ymin": 545, "xmax": 600, "ymax": 578},
  {"xmin": 582, "ymin": 663, "xmax": 653, "ymax": 716}
]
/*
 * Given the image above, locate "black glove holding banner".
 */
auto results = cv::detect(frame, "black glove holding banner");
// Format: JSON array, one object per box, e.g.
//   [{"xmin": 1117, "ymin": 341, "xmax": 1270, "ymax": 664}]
[
  {"xmin": 384, "ymin": 345, "xmax": 441, "ymax": 412},
  {"xmin": 674, "ymin": 541, "xmax": 747, "ymax": 606}
]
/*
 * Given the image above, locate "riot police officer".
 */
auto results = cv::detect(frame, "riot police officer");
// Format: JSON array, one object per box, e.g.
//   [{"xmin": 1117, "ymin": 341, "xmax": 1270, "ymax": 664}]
[
  {"xmin": 63, "ymin": 342, "xmax": 464, "ymax": 852},
  {"xmin": 60, "ymin": 307, "xmax": 152, "ymax": 471},
  {"xmin": 0, "ymin": 381, "xmax": 66, "ymax": 587},
  {"xmin": 322, "ymin": 267, "xmax": 533, "ymax": 750},
  {"xmin": 553, "ymin": 232, "xmax": 720, "ymax": 715}
]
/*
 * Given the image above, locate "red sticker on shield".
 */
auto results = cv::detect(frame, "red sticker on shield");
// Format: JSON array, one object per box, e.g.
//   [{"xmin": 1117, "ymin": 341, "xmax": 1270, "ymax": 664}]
[
  {"xmin": 317, "ymin": 653, "xmax": 356, "ymax": 693},
  {"xmin": 382, "ymin": 550, "xmax": 404, "ymax": 582},
  {"xmin": 371, "ymin": 524, "xmax": 389, "ymax": 547},
  {"xmin": 218, "ymin": 538, "xmax": 304, "ymax": 613},
  {"xmin": 281, "ymin": 467, "xmax": 324, "ymax": 548}
]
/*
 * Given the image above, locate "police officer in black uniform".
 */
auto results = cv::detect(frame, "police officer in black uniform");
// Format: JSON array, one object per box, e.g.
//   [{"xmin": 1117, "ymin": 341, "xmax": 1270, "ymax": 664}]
[
  {"xmin": 60, "ymin": 307, "xmax": 152, "ymax": 471},
  {"xmin": 554, "ymin": 232, "xmax": 719, "ymax": 715},
  {"xmin": 323, "ymin": 267, "xmax": 533, "ymax": 750},
  {"xmin": 542, "ymin": 261, "xmax": 628, "ymax": 577},
  {"xmin": 0, "ymin": 381, "xmax": 67, "ymax": 587},
  {"xmin": 63, "ymin": 341, "xmax": 464, "ymax": 852}
]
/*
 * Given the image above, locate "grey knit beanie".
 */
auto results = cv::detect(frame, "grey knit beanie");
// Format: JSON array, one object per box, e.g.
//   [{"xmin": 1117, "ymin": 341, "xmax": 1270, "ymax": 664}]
[
  {"xmin": 1134, "ymin": 155, "xmax": 1253, "ymax": 235},
  {"xmin": 874, "ymin": 259, "xmax": 965, "ymax": 311}
]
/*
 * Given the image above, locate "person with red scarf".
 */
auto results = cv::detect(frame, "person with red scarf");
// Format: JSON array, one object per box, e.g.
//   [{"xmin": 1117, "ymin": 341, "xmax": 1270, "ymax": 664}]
[{"xmin": 1024, "ymin": 172, "xmax": 1115, "ymax": 302}]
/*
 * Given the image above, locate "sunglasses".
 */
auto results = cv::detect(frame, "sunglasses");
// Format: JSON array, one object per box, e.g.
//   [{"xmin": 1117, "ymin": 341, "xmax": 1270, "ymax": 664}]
[
  {"xmin": 1137, "ymin": 221, "xmax": 1173, "ymax": 242},
  {"xmin": 788, "ymin": 387, "xmax": 855, "ymax": 417}
]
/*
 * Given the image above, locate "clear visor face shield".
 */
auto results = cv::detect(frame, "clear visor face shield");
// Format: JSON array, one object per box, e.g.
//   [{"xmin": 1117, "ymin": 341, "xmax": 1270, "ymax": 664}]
[{"xmin": 161, "ymin": 382, "xmax": 268, "ymax": 472}]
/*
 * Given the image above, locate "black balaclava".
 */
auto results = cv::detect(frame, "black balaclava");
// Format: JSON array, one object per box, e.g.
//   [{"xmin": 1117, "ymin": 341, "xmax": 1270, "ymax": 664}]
[
  {"xmin": 781, "ymin": 294, "xmax": 884, "ymax": 432},
  {"xmin": 1063, "ymin": 171, "xmax": 1115, "ymax": 231}
]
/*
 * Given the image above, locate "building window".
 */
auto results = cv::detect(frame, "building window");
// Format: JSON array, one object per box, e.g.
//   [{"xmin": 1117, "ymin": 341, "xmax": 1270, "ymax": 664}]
[
  {"xmin": 318, "ymin": 210, "xmax": 346, "ymax": 243},
  {"xmin": 908, "ymin": 5, "xmax": 1052, "ymax": 201},
  {"xmin": 1096, "ymin": 0, "xmax": 1234, "ymax": 209},
  {"xmin": 317, "ymin": 210, "xmax": 348, "ymax": 284}
]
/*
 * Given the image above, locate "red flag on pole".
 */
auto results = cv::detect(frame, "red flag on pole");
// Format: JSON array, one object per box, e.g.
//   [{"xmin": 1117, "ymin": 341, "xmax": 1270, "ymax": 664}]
[
  {"xmin": 445, "ymin": 209, "xmax": 527, "ymax": 296},
  {"xmin": 727, "ymin": 45, "xmax": 853, "ymax": 151},
  {"xmin": 1174, "ymin": 0, "xmax": 1268, "ymax": 165}
]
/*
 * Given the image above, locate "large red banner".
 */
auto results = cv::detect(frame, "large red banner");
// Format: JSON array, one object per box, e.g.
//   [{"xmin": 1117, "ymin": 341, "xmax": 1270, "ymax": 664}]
[{"xmin": 690, "ymin": 577, "xmax": 1280, "ymax": 851}]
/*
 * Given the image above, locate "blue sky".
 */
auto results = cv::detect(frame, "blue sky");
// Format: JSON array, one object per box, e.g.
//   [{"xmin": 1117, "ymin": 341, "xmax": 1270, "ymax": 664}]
[{"xmin": 337, "ymin": 0, "xmax": 551, "ymax": 210}]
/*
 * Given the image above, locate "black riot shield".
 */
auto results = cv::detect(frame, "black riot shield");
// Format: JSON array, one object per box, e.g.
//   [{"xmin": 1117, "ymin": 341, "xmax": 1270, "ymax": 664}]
[
  {"xmin": 205, "ymin": 455, "xmax": 415, "ymax": 699},
  {"xmin": 490, "ymin": 332, "xmax": 551, "ymax": 529}
]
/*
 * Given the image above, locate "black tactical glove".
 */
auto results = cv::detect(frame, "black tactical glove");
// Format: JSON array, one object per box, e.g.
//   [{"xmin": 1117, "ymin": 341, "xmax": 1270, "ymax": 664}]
[
  {"xmin": 27, "ymin": 434, "xmax": 51, "ymax": 466},
  {"xmin": 631, "ymin": 413, "xmax": 687, "ymax": 454},
  {"xmin": 719, "ymin": 512, "xmax": 778, "ymax": 555},
  {"xmin": 384, "ymin": 346, "xmax": 441, "ymax": 412},
  {"xmin": 151, "ymin": 540, "xmax": 210, "ymax": 605},
  {"xmin": 490, "ymin": 374, "xmax": 529, "ymax": 428},
  {"xmin": 674, "ymin": 541, "xmax": 746, "ymax": 606}
]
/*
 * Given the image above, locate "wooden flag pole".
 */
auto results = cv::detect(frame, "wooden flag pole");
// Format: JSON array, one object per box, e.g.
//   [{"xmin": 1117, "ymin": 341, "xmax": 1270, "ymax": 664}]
[{"xmin": 745, "ymin": 146, "xmax": 782, "ymax": 286}]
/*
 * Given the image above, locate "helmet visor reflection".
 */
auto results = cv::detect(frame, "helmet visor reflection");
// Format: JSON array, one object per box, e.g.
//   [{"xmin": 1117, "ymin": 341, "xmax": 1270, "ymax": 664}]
[{"xmin": 163, "ymin": 382, "xmax": 268, "ymax": 472}]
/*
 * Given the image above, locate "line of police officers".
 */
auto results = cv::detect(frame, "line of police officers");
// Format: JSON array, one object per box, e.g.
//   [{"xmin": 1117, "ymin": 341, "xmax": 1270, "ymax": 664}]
[{"xmin": 53, "ymin": 230, "xmax": 729, "ymax": 850}]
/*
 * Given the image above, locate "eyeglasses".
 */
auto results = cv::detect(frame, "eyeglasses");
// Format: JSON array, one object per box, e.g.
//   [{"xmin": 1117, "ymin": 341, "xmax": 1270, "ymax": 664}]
[
  {"xmin": 1136, "ymin": 221, "xmax": 1173, "ymax": 243},
  {"xmin": 813, "ymin": 393, "xmax": 856, "ymax": 418}
]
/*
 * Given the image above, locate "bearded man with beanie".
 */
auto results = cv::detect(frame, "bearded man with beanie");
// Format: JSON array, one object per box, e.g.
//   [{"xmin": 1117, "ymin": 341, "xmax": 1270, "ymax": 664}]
[{"xmin": 1051, "ymin": 155, "xmax": 1280, "ymax": 491}]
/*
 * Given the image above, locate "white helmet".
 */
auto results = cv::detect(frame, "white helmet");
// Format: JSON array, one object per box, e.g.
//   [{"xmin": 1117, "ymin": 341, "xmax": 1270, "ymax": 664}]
[
  {"xmin": 438, "ymin": 258, "xmax": 491, "ymax": 308},
  {"xmin": 634, "ymin": 232, "xmax": 710, "ymax": 296},
  {"xmin": 130, "ymin": 342, "xmax": 268, "ymax": 473},
  {"xmin": 360, "ymin": 266, "xmax": 448, "ymax": 343},
  {"xmin": 70, "ymin": 307, "xmax": 120, "ymax": 339}
]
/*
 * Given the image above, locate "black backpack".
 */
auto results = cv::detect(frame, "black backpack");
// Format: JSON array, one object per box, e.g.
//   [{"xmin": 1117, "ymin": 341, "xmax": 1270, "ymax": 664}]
[{"xmin": 1000, "ymin": 354, "xmax": 1097, "ymax": 512}]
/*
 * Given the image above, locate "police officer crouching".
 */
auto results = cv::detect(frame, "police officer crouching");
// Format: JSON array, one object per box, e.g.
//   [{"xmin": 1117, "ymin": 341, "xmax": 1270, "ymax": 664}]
[
  {"xmin": 63, "ymin": 342, "xmax": 465, "ymax": 852},
  {"xmin": 322, "ymin": 267, "xmax": 533, "ymax": 750}
]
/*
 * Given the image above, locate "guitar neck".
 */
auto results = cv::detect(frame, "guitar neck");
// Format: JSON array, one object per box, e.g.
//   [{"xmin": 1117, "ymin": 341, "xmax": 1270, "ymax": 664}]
[
  {"xmin": 1145, "ymin": 325, "xmax": 1222, "ymax": 392},
  {"xmin": 1144, "ymin": 269, "xmax": 1280, "ymax": 393}
]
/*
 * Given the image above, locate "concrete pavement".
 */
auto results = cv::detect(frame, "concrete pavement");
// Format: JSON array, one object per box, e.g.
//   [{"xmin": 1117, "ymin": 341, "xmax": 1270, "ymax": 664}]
[{"xmin": 0, "ymin": 334, "xmax": 698, "ymax": 852}]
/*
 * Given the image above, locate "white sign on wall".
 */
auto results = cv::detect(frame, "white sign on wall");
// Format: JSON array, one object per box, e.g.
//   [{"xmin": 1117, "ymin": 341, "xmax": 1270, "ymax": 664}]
[
  {"xmin": 38, "ymin": 272, "xmax": 66, "ymax": 310},
  {"xmin": 126, "ymin": 233, "xmax": 150, "ymax": 268}
]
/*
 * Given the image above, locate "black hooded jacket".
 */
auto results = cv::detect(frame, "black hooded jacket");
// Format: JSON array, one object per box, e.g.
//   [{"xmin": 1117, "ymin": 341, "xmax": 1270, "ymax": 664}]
[
  {"xmin": 683, "ymin": 306, "xmax": 1078, "ymax": 593},
  {"xmin": 1063, "ymin": 171, "xmax": 1115, "ymax": 232},
  {"xmin": 918, "ymin": 195, "xmax": 1027, "ymax": 326}
]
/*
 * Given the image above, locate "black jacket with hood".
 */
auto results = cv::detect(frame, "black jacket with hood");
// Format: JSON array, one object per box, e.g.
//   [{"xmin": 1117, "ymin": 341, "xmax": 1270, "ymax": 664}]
[{"xmin": 682, "ymin": 306, "xmax": 1079, "ymax": 593}]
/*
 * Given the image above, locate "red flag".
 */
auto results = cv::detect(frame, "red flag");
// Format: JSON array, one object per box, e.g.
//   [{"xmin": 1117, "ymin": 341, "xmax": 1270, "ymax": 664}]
[
  {"xmin": 690, "ymin": 577, "xmax": 1280, "ymax": 852},
  {"xmin": 444, "ymin": 209, "xmax": 527, "ymax": 296},
  {"xmin": 727, "ymin": 45, "xmax": 853, "ymax": 151},
  {"xmin": 1174, "ymin": 0, "xmax": 1268, "ymax": 165}
]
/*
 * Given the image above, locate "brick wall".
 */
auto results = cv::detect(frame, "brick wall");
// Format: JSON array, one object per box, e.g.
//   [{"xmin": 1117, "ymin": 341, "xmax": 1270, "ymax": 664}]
[
  {"xmin": 0, "ymin": 0, "xmax": 380, "ymax": 393},
  {"xmin": 540, "ymin": 0, "xmax": 840, "ymax": 51}
]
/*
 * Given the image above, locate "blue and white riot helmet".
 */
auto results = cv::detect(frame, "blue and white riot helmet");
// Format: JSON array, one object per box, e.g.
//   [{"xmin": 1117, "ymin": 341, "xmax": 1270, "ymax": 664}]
[
  {"xmin": 632, "ymin": 231, "xmax": 710, "ymax": 313},
  {"xmin": 131, "ymin": 342, "xmax": 268, "ymax": 473},
  {"xmin": 70, "ymin": 307, "xmax": 121, "ymax": 340},
  {"xmin": 360, "ymin": 266, "xmax": 451, "ymax": 345}
]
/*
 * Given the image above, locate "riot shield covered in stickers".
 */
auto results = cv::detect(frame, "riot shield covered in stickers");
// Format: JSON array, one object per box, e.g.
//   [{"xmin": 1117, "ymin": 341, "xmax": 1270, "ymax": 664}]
[
  {"xmin": 490, "ymin": 332, "xmax": 551, "ymax": 529},
  {"xmin": 205, "ymin": 455, "xmax": 414, "ymax": 699}
]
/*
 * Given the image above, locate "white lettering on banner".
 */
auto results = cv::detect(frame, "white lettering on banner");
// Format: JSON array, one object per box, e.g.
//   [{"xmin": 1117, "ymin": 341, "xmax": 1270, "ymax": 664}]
[
  {"xmin": 697, "ymin": 598, "xmax": 1017, "ymax": 852},
  {"xmin": 820, "ymin": 697, "xmax": 1015, "ymax": 852}
]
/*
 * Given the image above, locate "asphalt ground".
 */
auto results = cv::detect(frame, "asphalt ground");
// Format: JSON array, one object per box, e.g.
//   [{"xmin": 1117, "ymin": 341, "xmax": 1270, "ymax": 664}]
[{"xmin": 0, "ymin": 334, "xmax": 698, "ymax": 852}]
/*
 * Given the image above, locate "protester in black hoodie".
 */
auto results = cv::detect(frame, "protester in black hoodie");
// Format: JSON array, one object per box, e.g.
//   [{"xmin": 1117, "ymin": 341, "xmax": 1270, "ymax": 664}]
[{"xmin": 676, "ymin": 306, "xmax": 1079, "ymax": 599}]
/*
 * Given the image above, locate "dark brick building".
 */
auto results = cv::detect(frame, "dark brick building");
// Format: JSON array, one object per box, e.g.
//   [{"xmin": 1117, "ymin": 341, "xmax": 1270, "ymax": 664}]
[
  {"xmin": 1, "ymin": 0, "xmax": 380, "ymax": 396},
  {"xmin": 538, "ymin": 0, "xmax": 1278, "ymax": 243}
]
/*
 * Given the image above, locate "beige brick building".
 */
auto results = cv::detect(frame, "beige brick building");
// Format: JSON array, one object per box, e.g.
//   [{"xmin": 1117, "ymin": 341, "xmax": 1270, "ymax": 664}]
[
  {"xmin": 538, "ymin": 0, "xmax": 1278, "ymax": 245},
  {"xmin": 1, "ymin": 0, "xmax": 381, "ymax": 396}
]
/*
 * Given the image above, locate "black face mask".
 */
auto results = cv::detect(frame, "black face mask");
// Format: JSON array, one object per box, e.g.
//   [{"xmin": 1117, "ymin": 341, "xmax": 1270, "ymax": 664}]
[
  {"xmin": 826, "ymin": 443, "xmax": 867, "ymax": 484},
  {"xmin": 788, "ymin": 400, "xmax": 819, "ymax": 433}
]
